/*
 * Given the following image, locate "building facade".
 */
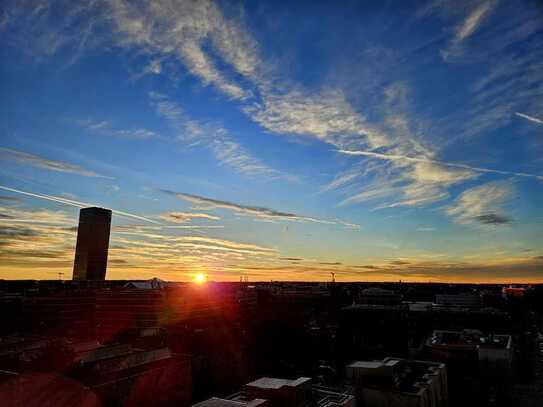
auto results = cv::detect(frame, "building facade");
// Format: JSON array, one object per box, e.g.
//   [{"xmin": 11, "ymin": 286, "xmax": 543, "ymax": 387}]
[
  {"xmin": 347, "ymin": 358, "xmax": 448, "ymax": 407},
  {"xmin": 73, "ymin": 207, "xmax": 112, "ymax": 281}
]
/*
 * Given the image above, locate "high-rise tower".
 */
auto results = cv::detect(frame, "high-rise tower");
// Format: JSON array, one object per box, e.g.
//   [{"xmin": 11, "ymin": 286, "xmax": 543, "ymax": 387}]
[{"xmin": 72, "ymin": 207, "xmax": 112, "ymax": 280}]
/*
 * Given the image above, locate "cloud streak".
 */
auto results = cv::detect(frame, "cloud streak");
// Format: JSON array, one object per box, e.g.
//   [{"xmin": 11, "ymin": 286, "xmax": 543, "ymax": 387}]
[
  {"xmin": 446, "ymin": 180, "xmax": 514, "ymax": 226},
  {"xmin": 0, "ymin": 148, "xmax": 112, "ymax": 178},
  {"xmin": 159, "ymin": 188, "xmax": 360, "ymax": 229},
  {"xmin": 441, "ymin": 0, "xmax": 497, "ymax": 60},
  {"xmin": 515, "ymin": 112, "xmax": 543, "ymax": 126},
  {"xmin": 159, "ymin": 211, "xmax": 220, "ymax": 223},
  {"xmin": 338, "ymin": 149, "xmax": 543, "ymax": 181},
  {"xmin": 107, "ymin": 0, "xmax": 251, "ymax": 100},
  {"xmin": 76, "ymin": 119, "xmax": 163, "ymax": 140},
  {"xmin": 149, "ymin": 92, "xmax": 294, "ymax": 181},
  {"xmin": 455, "ymin": 1, "xmax": 495, "ymax": 42}
]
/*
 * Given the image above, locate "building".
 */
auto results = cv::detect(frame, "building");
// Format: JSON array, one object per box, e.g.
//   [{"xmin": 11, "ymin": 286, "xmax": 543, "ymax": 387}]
[
  {"xmin": 312, "ymin": 386, "xmax": 356, "ymax": 407},
  {"xmin": 501, "ymin": 286, "xmax": 526, "ymax": 298},
  {"xmin": 434, "ymin": 293, "xmax": 481, "ymax": 309},
  {"xmin": 192, "ymin": 377, "xmax": 355, "ymax": 407},
  {"xmin": 192, "ymin": 396, "xmax": 269, "ymax": 406},
  {"xmin": 94, "ymin": 287, "xmax": 165, "ymax": 342},
  {"xmin": 425, "ymin": 329, "xmax": 513, "ymax": 375},
  {"xmin": 359, "ymin": 288, "xmax": 402, "ymax": 306},
  {"xmin": 425, "ymin": 329, "xmax": 513, "ymax": 405},
  {"xmin": 346, "ymin": 358, "xmax": 448, "ymax": 407},
  {"xmin": 71, "ymin": 343, "xmax": 192, "ymax": 406},
  {"xmin": 243, "ymin": 377, "xmax": 312, "ymax": 407},
  {"xmin": 0, "ymin": 335, "xmax": 192, "ymax": 407},
  {"xmin": 73, "ymin": 207, "xmax": 112, "ymax": 281}
]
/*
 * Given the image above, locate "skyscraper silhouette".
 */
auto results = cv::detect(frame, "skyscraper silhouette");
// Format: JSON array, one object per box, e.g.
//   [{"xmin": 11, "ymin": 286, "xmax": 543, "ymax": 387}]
[{"xmin": 73, "ymin": 207, "xmax": 112, "ymax": 280}]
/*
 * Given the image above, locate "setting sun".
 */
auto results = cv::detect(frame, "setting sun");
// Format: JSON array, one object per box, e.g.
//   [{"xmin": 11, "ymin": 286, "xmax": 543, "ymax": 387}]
[{"xmin": 194, "ymin": 273, "xmax": 206, "ymax": 285}]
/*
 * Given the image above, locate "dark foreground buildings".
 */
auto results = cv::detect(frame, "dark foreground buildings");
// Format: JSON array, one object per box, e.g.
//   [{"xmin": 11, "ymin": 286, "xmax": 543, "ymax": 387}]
[
  {"xmin": 0, "ymin": 277, "xmax": 542, "ymax": 406},
  {"xmin": 73, "ymin": 207, "xmax": 112, "ymax": 281}
]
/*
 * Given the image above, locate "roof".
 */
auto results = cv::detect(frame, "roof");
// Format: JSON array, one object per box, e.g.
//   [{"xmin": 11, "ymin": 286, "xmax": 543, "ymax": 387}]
[
  {"xmin": 347, "ymin": 358, "xmax": 445, "ymax": 395},
  {"xmin": 192, "ymin": 397, "xmax": 267, "ymax": 407},
  {"xmin": 360, "ymin": 288, "xmax": 397, "ymax": 295},
  {"xmin": 192, "ymin": 398, "xmax": 248, "ymax": 407},
  {"xmin": 123, "ymin": 278, "xmax": 166, "ymax": 290},
  {"xmin": 427, "ymin": 330, "xmax": 512, "ymax": 349},
  {"xmin": 246, "ymin": 377, "xmax": 311, "ymax": 389},
  {"xmin": 347, "ymin": 361, "xmax": 384, "ymax": 369}
]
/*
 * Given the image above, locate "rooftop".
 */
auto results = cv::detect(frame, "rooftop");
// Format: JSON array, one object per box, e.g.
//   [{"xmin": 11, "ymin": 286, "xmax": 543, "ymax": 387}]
[
  {"xmin": 427, "ymin": 330, "xmax": 511, "ymax": 349},
  {"xmin": 347, "ymin": 357, "xmax": 445, "ymax": 394},
  {"xmin": 192, "ymin": 397, "xmax": 267, "ymax": 407},
  {"xmin": 245, "ymin": 377, "xmax": 311, "ymax": 390}
]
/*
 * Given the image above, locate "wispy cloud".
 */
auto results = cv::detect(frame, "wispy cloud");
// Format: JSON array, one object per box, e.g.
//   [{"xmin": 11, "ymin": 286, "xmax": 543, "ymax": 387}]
[
  {"xmin": 76, "ymin": 119, "xmax": 163, "ymax": 140},
  {"xmin": 160, "ymin": 188, "xmax": 360, "ymax": 229},
  {"xmin": 0, "ymin": 147, "xmax": 112, "ymax": 178},
  {"xmin": 455, "ymin": 1, "xmax": 495, "ymax": 42},
  {"xmin": 159, "ymin": 211, "xmax": 220, "ymax": 223},
  {"xmin": 417, "ymin": 227, "xmax": 436, "ymax": 232},
  {"xmin": 446, "ymin": 180, "xmax": 514, "ymax": 226},
  {"xmin": 0, "ymin": 0, "xmax": 105, "ymax": 62},
  {"xmin": 106, "ymin": 0, "xmax": 251, "ymax": 100},
  {"xmin": 0, "ymin": 185, "xmax": 159, "ymax": 224},
  {"xmin": 434, "ymin": 2, "xmax": 542, "ymax": 144},
  {"xmin": 245, "ymin": 88, "xmax": 389, "ymax": 150},
  {"xmin": 4, "ymin": 0, "xmax": 474, "ymax": 212},
  {"xmin": 338, "ymin": 149, "xmax": 543, "ymax": 181},
  {"xmin": 320, "ymin": 170, "xmax": 361, "ymax": 194},
  {"xmin": 441, "ymin": 0, "xmax": 497, "ymax": 60},
  {"xmin": 0, "ymin": 205, "xmax": 77, "ymax": 268},
  {"xmin": 149, "ymin": 92, "xmax": 294, "ymax": 181},
  {"xmin": 160, "ymin": 189, "xmax": 317, "ymax": 222},
  {"xmin": 515, "ymin": 112, "xmax": 543, "ymax": 126},
  {"xmin": 307, "ymin": 80, "xmax": 482, "ymax": 211}
]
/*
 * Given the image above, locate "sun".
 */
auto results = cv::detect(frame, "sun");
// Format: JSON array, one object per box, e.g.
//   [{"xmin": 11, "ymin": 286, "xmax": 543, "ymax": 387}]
[{"xmin": 194, "ymin": 273, "xmax": 206, "ymax": 285}]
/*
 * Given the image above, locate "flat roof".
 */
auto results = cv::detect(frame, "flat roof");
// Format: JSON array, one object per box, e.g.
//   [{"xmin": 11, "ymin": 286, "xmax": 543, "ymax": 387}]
[
  {"xmin": 192, "ymin": 398, "xmax": 249, "ymax": 407},
  {"xmin": 347, "ymin": 361, "xmax": 386, "ymax": 369},
  {"xmin": 428, "ymin": 330, "xmax": 511, "ymax": 348},
  {"xmin": 246, "ymin": 377, "xmax": 310, "ymax": 389}
]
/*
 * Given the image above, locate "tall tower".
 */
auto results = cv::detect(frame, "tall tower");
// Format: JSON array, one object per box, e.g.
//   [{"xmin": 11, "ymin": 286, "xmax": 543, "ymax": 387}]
[{"xmin": 72, "ymin": 207, "xmax": 112, "ymax": 280}]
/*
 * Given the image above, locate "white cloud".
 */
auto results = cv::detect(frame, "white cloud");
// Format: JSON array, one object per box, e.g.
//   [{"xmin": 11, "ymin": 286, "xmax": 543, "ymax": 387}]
[
  {"xmin": 149, "ymin": 92, "xmax": 294, "ymax": 180},
  {"xmin": 160, "ymin": 189, "xmax": 361, "ymax": 230},
  {"xmin": 0, "ymin": 147, "xmax": 112, "ymax": 178},
  {"xmin": 338, "ymin": 149, "xmax": 543, "ymax": 181},
  {"xmin": 441, "ymin": 0, "xmax": 497, "ymax": 60},
  {"xmin": 76, "ymin": 118, "xmax": 162, "ymax": 140},
  {"xmin": 144, "ymin": 59, "xmax": 162, "ymax": 75},
  {"xmin": 446, "ymin": 180, "xmax": 514, "ymax": 225},
  {"xmin": 245, "ymin": 88, "xmax": 389, "ymax": 150},
  {"xmin": 455, "ymin": 1, "xmax": 495, "ymax": 42},
  {"xmin": 159, "ymin": 211, "xmax": 220, "ymax": 223},
  {"xmin": 105, "ymin": 0, "xmax": 251, "ymax": 100}
]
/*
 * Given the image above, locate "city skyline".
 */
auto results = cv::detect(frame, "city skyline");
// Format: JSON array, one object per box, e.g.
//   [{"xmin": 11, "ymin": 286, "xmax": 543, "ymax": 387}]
[{"xmin": 1, "ymin": 0, "xmax": 542, "ymax": 282}]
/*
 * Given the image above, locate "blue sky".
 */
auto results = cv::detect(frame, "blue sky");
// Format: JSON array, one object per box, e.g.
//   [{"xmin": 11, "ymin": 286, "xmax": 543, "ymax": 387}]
[{"xmin": 0, "ymin": 0, "xmax": 542, "ymax": 282}]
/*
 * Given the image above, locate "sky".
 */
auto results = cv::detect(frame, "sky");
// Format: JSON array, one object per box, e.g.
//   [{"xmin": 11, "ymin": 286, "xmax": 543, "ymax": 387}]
[{"xmin": 0, "ymin": 0, "xmax": 542, "ymax": 283}]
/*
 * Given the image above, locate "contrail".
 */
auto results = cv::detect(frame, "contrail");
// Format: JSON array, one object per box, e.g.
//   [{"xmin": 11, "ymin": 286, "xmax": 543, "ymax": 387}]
[
  {"xmin": 338, "ymin": 150, "xmax": 543, "ymax": 181},
  {"xmin": 515, "ymin": 112, "xmax": 543, "ymax": 125},
  {"xmin": 0, "ymin": 185, "xmax": 160, "ymax": 224}
]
